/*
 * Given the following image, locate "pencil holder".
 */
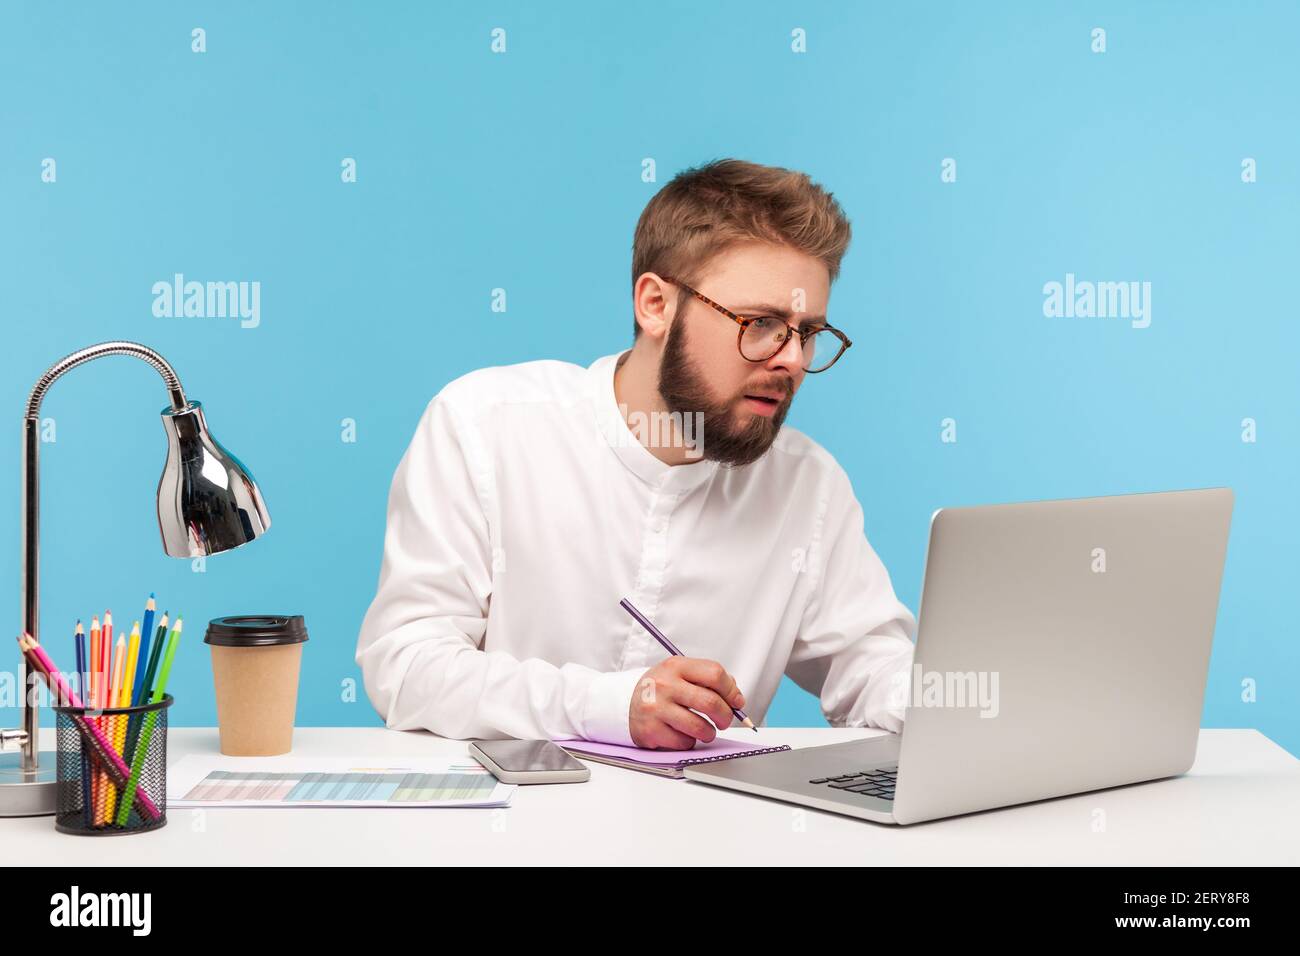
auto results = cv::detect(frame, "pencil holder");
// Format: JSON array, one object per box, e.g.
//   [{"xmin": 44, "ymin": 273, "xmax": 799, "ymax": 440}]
[{"xmin": 52, "ymin": 694, "xmax": 173, "ymax": 835}]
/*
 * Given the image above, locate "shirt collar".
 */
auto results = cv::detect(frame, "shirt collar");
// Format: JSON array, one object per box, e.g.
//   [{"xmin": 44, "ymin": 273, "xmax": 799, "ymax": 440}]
[{"xmin": 589, "ymin": 350, "xmax": 719, "ymax": 494}]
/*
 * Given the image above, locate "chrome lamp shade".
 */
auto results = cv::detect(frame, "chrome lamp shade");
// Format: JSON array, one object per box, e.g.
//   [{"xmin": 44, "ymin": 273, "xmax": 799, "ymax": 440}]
[{"xmin": 159, "ymin": 401, "xmax": 270, "ymax": 557}]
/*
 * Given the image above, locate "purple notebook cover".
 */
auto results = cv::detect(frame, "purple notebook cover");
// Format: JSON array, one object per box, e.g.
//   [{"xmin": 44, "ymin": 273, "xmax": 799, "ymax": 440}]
[{"xmin": 553, "ymin": 736, "xmax": 790, "ymax": 767}]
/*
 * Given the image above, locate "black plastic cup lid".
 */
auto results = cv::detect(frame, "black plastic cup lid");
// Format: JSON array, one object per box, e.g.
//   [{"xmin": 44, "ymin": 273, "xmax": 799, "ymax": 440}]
[{"xmin": 204, "ymin": 615, "xmax": 308, "ymax": 647}]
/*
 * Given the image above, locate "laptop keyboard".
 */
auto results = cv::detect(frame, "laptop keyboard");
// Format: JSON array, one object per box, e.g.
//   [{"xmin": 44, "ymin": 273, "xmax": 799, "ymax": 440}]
[{"xmin": 809, "ymin": 765, "xmax": 897, "ymax": 801}]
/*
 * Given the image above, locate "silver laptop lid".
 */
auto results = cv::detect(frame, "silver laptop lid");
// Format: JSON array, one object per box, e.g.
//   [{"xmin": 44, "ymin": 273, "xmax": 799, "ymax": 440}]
[{"xmin": 892, "ymin": 488, "xmax": 1233, "ymax": 825}]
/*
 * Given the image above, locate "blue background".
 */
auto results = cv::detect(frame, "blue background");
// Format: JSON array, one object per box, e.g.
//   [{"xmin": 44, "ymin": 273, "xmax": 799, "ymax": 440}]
[{"xmin": 1, "ymin": 2, "xmax": 1295, "ymax": 755}]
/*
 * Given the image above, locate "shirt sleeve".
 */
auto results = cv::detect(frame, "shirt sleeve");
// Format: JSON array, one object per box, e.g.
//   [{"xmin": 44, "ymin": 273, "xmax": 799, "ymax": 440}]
[
  {"xmin": 355, "ymin": 392, "xmax": 649, "ymax": 746},
  {"xmin": 785, "ymin": 464, "xmax": 916, "ymax": 734}
]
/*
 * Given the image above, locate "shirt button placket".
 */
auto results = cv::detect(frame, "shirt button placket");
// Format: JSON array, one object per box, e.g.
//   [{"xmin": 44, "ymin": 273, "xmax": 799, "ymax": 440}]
[{"xmin": 624, "ymin": 484, "xmax": 676, "ymax": 670}]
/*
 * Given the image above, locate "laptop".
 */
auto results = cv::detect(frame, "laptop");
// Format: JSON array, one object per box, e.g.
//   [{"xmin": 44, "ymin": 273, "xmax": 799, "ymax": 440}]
[{"xmin": 684, "ymin": 488, "xmax": 1234, "ymax": 825}]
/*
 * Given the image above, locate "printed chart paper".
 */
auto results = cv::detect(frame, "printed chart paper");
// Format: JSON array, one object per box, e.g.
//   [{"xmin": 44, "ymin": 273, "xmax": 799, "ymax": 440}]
[{"xmin": 168, "ymin": 755, "xmax": 514, "ymax": 808}]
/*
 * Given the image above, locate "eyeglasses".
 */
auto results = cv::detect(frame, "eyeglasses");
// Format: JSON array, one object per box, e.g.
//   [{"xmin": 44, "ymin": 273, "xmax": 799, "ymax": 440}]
[{"xmin": 660, "ymin": 276, "xmax": 852, "ymax": 373}]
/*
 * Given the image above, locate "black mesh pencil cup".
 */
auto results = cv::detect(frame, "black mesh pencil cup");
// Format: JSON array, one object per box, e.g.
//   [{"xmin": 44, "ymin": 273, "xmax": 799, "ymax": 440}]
[{"xmin": 52, "ymin": 694, "xmax": 173, "ymax": 835}]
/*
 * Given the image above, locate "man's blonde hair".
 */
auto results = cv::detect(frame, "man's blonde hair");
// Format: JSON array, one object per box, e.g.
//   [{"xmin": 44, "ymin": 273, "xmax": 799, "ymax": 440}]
[{"xmin": 630, "ymin": 158, "xmax": 852, "ymax": 337}]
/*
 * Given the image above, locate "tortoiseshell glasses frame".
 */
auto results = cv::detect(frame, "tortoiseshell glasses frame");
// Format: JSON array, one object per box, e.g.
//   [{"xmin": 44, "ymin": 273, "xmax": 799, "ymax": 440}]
[{"xmin": 660, "ymin": 276, "xmax": 852, "ymax": 373}]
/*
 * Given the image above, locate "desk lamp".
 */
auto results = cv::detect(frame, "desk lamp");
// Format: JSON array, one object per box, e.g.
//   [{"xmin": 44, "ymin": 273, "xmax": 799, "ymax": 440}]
[{"xmin": 0, "ymin": 341, "xmax": 270, "ymax": 815}]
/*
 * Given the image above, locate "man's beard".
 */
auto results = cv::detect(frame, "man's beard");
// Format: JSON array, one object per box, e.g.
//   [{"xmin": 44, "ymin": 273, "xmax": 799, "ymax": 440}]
[{"xmin": 657, "ymin": 318, "xmax": 794, "ymax": 467}]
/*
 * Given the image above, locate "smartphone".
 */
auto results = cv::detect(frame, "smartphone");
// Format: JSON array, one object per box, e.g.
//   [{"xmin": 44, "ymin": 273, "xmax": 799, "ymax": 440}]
[{"xmin": 468, "ymin": 740, "xmax": 592, "ymax": 784}]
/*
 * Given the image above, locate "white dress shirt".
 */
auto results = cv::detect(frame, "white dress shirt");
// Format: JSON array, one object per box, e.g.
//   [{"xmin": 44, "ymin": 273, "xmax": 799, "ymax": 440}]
[{"xmin": 355, "ymin": 350, "xmax": 917, "ymax": 746}]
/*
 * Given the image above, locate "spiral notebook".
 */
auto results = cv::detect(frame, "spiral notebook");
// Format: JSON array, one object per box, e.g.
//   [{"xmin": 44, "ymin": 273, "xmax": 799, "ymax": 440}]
[{"xmin": 554, "ymin": 736, "xmax": 791, "ymax": 778}]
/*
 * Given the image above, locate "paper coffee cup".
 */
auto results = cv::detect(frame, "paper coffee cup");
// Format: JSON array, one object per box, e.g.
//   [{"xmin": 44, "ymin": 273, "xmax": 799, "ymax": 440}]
[{"xmin": 205, "ymin": 615, "xmax": 308, "ymax": 756}]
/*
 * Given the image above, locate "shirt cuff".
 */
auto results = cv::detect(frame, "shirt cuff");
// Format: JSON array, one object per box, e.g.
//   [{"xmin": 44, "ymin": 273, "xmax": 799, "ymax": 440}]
[
  {"xmin": 580, "ymin": 667, "xmax": 652, "ymax": 746},
  {"xmin": 876, "ymin": 645, "xmax": 916, "ymax": 732}
]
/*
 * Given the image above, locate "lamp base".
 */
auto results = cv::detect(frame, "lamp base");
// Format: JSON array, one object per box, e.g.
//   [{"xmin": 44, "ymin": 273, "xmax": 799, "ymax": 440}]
[{"xmin": 0, "ymin": 751, "xmax": 58, "ymax": 816}]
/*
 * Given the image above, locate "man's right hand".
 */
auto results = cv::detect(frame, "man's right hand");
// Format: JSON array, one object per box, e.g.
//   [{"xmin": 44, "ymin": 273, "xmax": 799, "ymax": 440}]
[{"xmin": 628, "ymin": 657, "xmax": 747, "ymax": 750}]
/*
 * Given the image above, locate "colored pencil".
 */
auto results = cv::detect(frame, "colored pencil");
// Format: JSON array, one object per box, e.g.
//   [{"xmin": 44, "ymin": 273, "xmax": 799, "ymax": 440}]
[
  {"xmin": 100, "ymin": 611, "xmax": 112, "ymax": 708},
  {"xmin": 124, "ymin": 613, "xmax": 167, "ymax": 763},
  {"xmin": 73, "ymin": 622, "xmax": 86, "ymax": 703},
  {"xmin": 122, "ymin": 621, "xmax": 141, "ymax": 720},
  {"xmin": 115, "ymin": 626, "xmax": 137, "ymax": 754},
  {"xmin": 154, "ymin": 616, "xmax": 182, "ymax": 701},
  {"xmin": 115, "ymin": 616, "xmax": 181, "ymax": 826},
  {"xmin": 142, "ymin": 614, "xmax": 168, "ymax": 702},
  {"xmin": 73, "ymin": 622, "xmax": 91, "ymax": 826},
  {"xmin": 117, "ymin": 621, "xmax": 141, "ymax": 774},
  {"xmin": 101, "ymin": 633, "xmax": 126, "ymax": 823},
  {"xmin": 17, "ymin": 634, "xmax": 161, "ymax": 821},
  {"xmin": 89, "ymin": 614, "xmax": 103, "ymax": 818},
  {"xmin": 97, "ymin": 610, "xmax": 113, "ymax": 813},
  {"xmin": 88, "ymin": 616, "xmax": 100, "ymax": 712},
  {"xmin": 117, "ymin": 626, "xmax": 139, "ymax": 810},
  {"xmin": 132, "ymin": 596, "xmax": 155, "ymax": 707}
]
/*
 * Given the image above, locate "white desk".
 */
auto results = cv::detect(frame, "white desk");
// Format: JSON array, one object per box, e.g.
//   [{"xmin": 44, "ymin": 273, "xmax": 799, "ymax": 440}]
[{"xmin": 7, "ymin": 728, "xmax": 1297, "ymax": 865}]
